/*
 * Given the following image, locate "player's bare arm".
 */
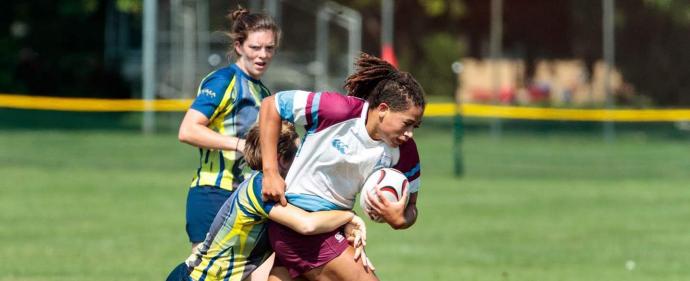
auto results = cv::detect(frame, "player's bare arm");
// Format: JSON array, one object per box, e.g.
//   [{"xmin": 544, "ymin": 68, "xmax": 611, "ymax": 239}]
[
  {"xmin": 178, "ymin": 108, "xmax": 245, "ymax": 151},
  {"xmin": 268, "ymin": 204, "xmax": 355, "ymax": 235},
  {"xmin": 259, "ymin": 96, "xmax": 287, "ymax": 205}
]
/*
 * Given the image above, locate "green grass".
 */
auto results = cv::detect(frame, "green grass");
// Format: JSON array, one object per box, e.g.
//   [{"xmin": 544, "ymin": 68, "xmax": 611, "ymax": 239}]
[{"xmin": 1, "ymin": 125, "xmax": 689, "ymax": 280}]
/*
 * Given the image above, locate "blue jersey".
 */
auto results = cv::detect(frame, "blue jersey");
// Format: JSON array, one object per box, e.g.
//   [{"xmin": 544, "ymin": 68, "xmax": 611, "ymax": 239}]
[
  {"xmin": 189, "ymin": 64, "xmax": 271, "ymax": 191},
  {"xmin": 187, "ymin": 171, "xmax": 275, "ymax": 281}
]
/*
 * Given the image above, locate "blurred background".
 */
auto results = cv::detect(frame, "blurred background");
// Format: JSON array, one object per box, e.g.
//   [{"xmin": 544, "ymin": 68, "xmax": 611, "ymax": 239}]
[
  {"xmin": 2, "ymin": 0, "xmax": 690, "ymax": 105},
  {"xmin": 1, "ymin": 1, "xmax": 689, "ymax": 280}
]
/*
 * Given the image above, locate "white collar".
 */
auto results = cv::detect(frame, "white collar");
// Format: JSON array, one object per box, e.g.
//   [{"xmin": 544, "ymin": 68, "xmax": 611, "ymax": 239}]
[{"xmin": 353, "ymin": 102, "xmax": 382, "ymax": 147}]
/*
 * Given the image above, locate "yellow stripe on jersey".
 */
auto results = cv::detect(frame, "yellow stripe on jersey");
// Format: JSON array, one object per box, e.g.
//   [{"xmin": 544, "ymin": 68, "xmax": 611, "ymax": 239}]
[
  {"xmin": 246, "ymin": 186, "xmax": 269, "ymax": 218},
  {"xmin": 212, "ymin": 78, "xmax": 238, "ymax": 188},
  {"xmin": 247, "ymin": 82, "xmax": 264, "ymax": 107},
  {"xmin": 195, "ymin": 151, "xmax": 219, "ymax": 187},
  {"xmin": 189, "ymin": 173, "xmax": 272, "ymax": 281},
  {"xmin": 209, "ymin": 77, "xmax": 236, "ymax": 125},
  {"xmin": 195, "ymin": 77, "xmax": 237, "ymax": 189}
]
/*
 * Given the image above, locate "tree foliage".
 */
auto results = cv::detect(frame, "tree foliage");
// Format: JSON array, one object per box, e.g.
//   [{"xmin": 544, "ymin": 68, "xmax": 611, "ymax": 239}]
[
  {"xmin": 333, "ymin": 0, "xmax": 690, "ymax": 106},
  {"xmin": 0, "ymin": 1, "xmax": 132, "ymax": 98},
  {"xmin": 1, "ymin": 0, "xmax": 689, "ymax": 105}
]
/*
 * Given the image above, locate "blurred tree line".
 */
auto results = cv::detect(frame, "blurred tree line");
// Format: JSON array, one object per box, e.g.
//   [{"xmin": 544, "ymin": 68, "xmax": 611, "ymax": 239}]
[
  {"xmin": 339, "ymin": 0, "xmax": 690, "ymax": 106},
  {"xmin": 1, "ymin": 0, "xmax": 689, "ymax": 106},
  {"xmin": 0, "ymin": 0, "xmax": 136, "ymax": 98}
]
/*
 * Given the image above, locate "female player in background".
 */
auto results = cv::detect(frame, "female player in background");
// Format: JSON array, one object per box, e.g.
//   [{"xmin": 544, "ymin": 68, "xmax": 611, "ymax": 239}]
[
  {"xmin": 260, "ymin": 53, "xmax": 425, "ymax": 281},
  {"xmin": 177, "ymin": 7, "xmax": 280, "ymax": 249}
]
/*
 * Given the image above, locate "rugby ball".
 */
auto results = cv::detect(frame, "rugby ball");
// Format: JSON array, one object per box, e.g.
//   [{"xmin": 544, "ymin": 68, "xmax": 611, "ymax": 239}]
[{"xmin": 359, "ymin": 168, "xmax": 409, "ymax": 223}]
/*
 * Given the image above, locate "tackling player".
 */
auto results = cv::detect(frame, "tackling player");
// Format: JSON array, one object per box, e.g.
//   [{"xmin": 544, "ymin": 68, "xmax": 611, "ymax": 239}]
[{"xmin": 166, "ymin": 122, "xmax": 369, "ymax": 281}]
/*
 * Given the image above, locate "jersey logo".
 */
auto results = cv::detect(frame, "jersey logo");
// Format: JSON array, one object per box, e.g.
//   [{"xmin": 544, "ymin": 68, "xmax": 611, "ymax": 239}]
[
  {"xmin": 334, "ymin": 231, "xmax": 345, "ymax": 243},
  {"xmin": 200, "ymin": 88, "xmax": 216, "ymax": 98},
  {"xmin": 331, "ymin": 139, "xmax": 349, "ymax": 154}
]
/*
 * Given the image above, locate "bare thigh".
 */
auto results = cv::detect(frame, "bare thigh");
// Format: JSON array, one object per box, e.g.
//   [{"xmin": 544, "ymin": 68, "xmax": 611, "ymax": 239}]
[
  {"xmin": 247, "ymin": 253, "xmax": 274, "ymax": 281},
  {"xmin": 302, "ymin": 246, "xmax": 378, "ymax": 281},
  {"xmin": 268, "ymin": 266, "xmax": 307, "ymax": 281}
]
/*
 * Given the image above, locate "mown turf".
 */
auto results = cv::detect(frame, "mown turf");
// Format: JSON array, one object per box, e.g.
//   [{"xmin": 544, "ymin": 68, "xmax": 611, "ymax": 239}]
[{"xmin": 0, "ymin": 124, "xmax": 688, "ymax": 280}]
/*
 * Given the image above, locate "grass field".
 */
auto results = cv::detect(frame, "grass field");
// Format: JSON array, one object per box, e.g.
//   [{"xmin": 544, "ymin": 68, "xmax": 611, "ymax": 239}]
[{"xmin": 1, "ymin": 120, "xmax": 689, "ymax": 281}]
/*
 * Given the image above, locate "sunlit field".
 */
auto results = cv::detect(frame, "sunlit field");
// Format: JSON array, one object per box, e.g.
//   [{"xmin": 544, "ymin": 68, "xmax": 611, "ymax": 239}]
[{"xmin": 1, "ymin": 118, "xmax": 689, "ymax": 281}]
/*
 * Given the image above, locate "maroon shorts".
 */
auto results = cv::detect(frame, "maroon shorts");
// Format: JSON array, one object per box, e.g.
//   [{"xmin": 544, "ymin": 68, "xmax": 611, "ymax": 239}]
[{"xmin": 268, "ymin": 221, "xmax": 349, "ymax": 278}]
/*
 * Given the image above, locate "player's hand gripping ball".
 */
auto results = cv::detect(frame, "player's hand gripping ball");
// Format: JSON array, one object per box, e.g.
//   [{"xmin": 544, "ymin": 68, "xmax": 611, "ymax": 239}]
[{"xmin": 359, "ymin": 168, "xmax": 409, "ymax": 223}]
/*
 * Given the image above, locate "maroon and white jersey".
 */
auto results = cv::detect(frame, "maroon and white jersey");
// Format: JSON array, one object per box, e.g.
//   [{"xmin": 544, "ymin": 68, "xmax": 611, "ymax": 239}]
[{"xmin": 274, "ymin": 90, "xmax": 421, "ymax": 211}]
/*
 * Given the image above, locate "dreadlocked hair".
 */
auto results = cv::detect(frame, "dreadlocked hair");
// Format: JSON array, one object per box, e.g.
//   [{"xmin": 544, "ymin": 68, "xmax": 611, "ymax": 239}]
[{"xmin": 344, "ymin": 53, "xmax": 425, "ymax": 111}]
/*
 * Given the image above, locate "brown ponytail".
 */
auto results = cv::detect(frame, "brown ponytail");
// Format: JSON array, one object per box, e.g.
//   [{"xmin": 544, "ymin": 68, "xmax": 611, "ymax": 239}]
[
  {"xmin": 226, "ymin": 6, "xmax": 281, "ymax": 57},
  {"xmin": 230, "ymin": 7, "xmax": 250, "ymax": 22}
]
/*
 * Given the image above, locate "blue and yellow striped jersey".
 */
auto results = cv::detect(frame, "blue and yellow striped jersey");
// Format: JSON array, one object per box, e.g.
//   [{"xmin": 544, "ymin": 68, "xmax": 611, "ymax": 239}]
[
  {"xmin": 187, "ymin": 171, "xmax": 275, "ymax": 281},
  {"xmin": 189, "ymin": 64, "xmax": 271, "ymax": 191}
]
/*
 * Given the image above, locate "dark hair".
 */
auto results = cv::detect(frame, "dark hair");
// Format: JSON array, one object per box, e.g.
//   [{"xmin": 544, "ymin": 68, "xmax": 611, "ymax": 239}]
[
  {"xmin": 344, "ymin": 53, "xmax": 426, "ymax": 111},
  {"xmin": 244, "ymin": 122, "xmax": 298, "ymax": 171},
  {"xmin": 226, "ymin": 6, "xmax": 281, "ymax": 57}
]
